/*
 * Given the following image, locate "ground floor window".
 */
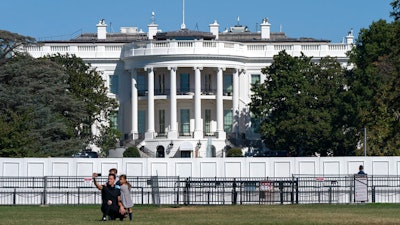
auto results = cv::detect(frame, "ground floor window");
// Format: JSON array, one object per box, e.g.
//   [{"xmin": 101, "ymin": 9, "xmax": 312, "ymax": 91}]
[
  {"xmin": 159, "ymin": 109, "xmax": 165, "ymax": 135},
  {"xmin": 180, "ymin": 109, "xmax": 190, "ymax": 135},
  {"xmin": 224, "ymin": 110, "xmax": 233, "ymax": 133},
  {"xmin": 180, "ymin": 151, "xmax": 191, "ymax": 158}
]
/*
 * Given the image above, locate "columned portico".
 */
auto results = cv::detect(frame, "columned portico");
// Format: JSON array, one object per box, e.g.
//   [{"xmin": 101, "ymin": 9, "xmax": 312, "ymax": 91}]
[
  {"xmin": 145, "ymin": 67, "xmax": 155, "ymax": 139},
  {"xmin": 193, "ymin": 66, "xmax": 203, "ymax": 139},
  {"xmin": 216, "ymin": 67, "xmax": 226, "ymax": 139},
  {"xmin": 168, "ymin": 67, "xmax": 178, "ymax": 139},
  {"xmin": 131, "ymin": 69, "xmax": 138, "ymax": 139}
]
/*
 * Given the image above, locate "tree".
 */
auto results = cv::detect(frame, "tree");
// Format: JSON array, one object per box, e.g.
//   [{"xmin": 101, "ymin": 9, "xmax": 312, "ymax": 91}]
[
  {"xmin": 250, "ymin": 51, "xmax": 358, "ymax": 156},
  {"xmin": 43, "ymin": 54, "xmax": 119, "ymax": 153},
  {"xmin": 0, "ymin": 31, "xmax": 119, "ymax": 157},
  {"xmin": 0, "ymin": 55, "xmax": 87, "ymax": 156},
  {"xmin": 0, "ymin": 30, "xmax": 35, "ymax": 66},
  {"xmin": 348, "ymin": 16, "xmax": 400, "ymax": 155}
]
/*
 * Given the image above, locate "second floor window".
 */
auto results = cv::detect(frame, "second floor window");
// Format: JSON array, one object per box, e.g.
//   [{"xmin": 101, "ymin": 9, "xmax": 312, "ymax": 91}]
[
  {"xmin": 157, "ymin": 74, "xmax": 165, "ymax": 94},
  {"xmin": 223, "ymin": 74, "xmax": 232, "ymax": 95},
  {"xmin": 137, "ymin": 75, "xmax": 147, "ymax": 96},
  {"xmin": 180, "ymin": 73, "xmax": 190, "ymax": 93}
]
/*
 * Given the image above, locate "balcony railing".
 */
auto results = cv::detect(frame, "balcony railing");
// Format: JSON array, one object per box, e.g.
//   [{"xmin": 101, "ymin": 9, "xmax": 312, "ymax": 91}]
[{"xmin": 123, "ymin": 40, "xmax": 352, "ymax": 59}]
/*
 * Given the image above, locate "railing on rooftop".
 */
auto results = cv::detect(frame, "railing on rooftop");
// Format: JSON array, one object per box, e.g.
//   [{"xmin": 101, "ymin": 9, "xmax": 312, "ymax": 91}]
[
  {"xmin": 23, "ymin": 40, "xmax": 351, "ymax": 60},
  {"xmin": 123, "ymin": 40, "xmax": 352, "ymax": 59}
]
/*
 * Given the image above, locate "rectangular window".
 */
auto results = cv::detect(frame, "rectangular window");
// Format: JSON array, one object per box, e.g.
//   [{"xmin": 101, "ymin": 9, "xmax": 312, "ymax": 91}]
[
  {"xmin": 204, "ymin": 109, "xmax": 211, "ymax": 134},
  {"xmin": 138, "ymin": 110, "xmax": 146, "ymax": 133},
  {"xmin": 110, "ymin": 111, "xmax": 118, "ymax": 129},
  {"xmin": 180, "ymin": 151, "xmax": 191, "ymax": 158},
  {"xmin": 224, "ymin": 110, "xmax": 233, "ymax": 133},
  {"xmin": 223, "ymin": 74, "xmax": 233, "ymax": 95},
  {"xmin": 109, "ymin": 74, "xmax": 119, "ymax": 94},
  {"xmin": 180, "ymin": 73, "xmax": 190, "ymax": 93},
  {"xmin": 137, "ymin": 75, "xmax": 147, "ymax": 96},
  {"xmin": 157, "ymin": 74, "xmax": 165, "ymax": 95},
  {"xmin": 180, "ymin": 109, "xmax": 190, "ymax": 135},
  {"xmin": 159, "ymin": 109, "xmax": 165, "ymax": 134},
  {"xmin": 251, "ymin": 74, "xmax": 260, "ymax": 85},
  {"xmin": 205, "ymin": 74, "xmax": 212, "ymax": 92}
]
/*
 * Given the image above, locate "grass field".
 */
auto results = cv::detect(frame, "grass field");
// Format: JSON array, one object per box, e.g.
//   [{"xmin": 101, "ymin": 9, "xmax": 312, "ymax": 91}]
[{"xmin": 1, "ymin": 204, "xmax": 400, "ymax": 225}]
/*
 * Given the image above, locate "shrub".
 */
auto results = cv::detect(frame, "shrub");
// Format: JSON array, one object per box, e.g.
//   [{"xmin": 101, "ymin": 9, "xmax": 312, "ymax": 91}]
[
  {"xmin": 123, "ymin": 147, "xmax": 141, "ymax": 157},
  {"xmin": 226, "ymin": 148, "xmax": 243, "ymax": 157}
]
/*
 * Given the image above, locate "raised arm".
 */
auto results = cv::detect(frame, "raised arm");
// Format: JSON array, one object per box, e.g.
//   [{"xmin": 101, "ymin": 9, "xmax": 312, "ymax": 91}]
[{"xmin": 92, "ymin": 173, "xmax": 103, "ymax": 190}]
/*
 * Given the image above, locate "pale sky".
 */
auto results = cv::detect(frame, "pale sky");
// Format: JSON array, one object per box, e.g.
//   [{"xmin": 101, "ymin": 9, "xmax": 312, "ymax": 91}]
[{"xmin": 0, "ymin": 0, "xmax": 393, "ymax": 43}]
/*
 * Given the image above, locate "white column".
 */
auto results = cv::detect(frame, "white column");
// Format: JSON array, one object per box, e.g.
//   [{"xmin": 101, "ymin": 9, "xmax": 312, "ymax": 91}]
[
  {"xmin": 232, "ymin": 68, "xmax": 239, "ymax": 136},
  {"xmin": 145, "ymin": 67, "xmax": 155, "ymax": 139},
  {"xmin": 193, "ymin": 67, "xmax": 203, "ymax": 139},
  {"xmin": 216, "ymin": 67, "xmax": 226, "ymax": 139},
  {"xmin": 168, "ymin": 67, "xmax": 178, "ymax": 139},
  {"xmin": 131, "ymin": 69, "xmax": 138, "ymax": 139}
]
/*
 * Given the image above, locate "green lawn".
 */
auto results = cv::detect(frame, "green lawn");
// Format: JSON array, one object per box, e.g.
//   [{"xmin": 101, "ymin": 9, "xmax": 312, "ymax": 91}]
[{"xmin": 1, "ymin": 204, "xmax": 400, "ymax": 225}]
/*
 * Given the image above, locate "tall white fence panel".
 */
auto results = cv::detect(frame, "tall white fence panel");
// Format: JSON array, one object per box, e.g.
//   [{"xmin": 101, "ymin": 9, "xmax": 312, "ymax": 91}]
[{"xmin": 1, "ymin": 157, "xmax": 400, "ymax": 177}]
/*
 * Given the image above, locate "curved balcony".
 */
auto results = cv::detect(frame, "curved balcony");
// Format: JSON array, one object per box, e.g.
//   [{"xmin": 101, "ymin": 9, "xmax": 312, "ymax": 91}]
[{"xmin": 123, "ymin": 40, "xmax": 352, "ymax": 59}]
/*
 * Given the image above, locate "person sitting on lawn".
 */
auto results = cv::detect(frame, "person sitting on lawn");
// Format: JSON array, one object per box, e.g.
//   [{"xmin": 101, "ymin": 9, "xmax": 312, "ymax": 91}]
[{"xmin": 93, "ymin": 173, "xmax": 126, "ymax": 221}]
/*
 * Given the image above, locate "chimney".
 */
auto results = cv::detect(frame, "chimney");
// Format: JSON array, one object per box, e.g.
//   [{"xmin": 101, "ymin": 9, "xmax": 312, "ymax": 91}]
[
  {"xmin": 260, "ymin": 18, "xmax": 271, "ymax": 40},
  {"xmin": 148, "ymin": 12, "xmax": 158, "ymax": 40},
  {"xmin": 209, "ymin": 20, "xmax": 219, "ymax": 39},
  {"xmin": 96, "ymin": 19, "xmax": 107, "ymax": 40},
  {"xmin": 346, "ymin": 29, "xmax": 354, "ymax": 44}
]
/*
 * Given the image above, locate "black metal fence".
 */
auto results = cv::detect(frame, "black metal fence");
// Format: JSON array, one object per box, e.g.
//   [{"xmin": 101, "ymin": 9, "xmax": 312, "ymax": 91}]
[{"xmin": 0, "ymin": 175, "xmax": 399, "ymax": 205}]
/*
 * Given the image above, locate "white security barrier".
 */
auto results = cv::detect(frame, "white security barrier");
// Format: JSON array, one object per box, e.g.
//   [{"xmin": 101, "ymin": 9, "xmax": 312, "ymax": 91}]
[{"xmin": 0, "ymin": 157, "xmax": 399, "ymax": 177}]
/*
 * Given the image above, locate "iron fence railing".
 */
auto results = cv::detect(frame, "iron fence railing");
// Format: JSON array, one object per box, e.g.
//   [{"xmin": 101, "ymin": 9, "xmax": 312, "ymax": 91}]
[{"xmin": 0, "ymin": 175, "xmax": 399, "ymax": 205}]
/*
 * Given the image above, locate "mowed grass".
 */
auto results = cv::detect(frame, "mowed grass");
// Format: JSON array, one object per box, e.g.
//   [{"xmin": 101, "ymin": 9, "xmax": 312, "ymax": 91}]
[{"xmin": 1, "ymin": 204, "xmax": 400, "ymax": 225}]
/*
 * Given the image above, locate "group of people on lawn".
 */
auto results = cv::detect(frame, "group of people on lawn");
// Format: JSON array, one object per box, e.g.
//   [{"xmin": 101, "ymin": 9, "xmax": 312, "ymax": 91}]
[{"xmin": 92, "ymin": 168, "xmax": 134, "ymax": 221}]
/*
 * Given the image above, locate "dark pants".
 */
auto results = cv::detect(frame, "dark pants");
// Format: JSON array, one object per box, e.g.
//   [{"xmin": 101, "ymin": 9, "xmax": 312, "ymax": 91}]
[{"xmin": 101, "ymin": 204, "xmax": 123, "ymax": 220}]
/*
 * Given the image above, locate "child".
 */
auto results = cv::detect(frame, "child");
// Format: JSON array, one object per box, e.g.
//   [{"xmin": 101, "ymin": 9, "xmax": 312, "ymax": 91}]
[{"xmin": 119, "ymin": 174, "xmax": 134, "ymax": 221}]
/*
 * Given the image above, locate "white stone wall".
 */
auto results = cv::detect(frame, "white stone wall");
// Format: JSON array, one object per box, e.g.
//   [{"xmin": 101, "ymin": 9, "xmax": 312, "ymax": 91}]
[{"xmin": 0, "ymin": 157, "xmax": 398, "ymax": 177}]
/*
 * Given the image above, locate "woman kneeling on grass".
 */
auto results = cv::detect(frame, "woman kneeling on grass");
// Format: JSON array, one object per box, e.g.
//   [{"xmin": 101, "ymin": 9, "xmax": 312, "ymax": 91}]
[{"xmin": 119, "ymin": 174, "xmax": 134, "ymax": 221}]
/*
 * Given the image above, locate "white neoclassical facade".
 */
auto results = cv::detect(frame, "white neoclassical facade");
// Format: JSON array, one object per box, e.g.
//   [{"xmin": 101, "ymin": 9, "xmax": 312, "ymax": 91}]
[{"xmin": 26, "ymin": 17, "xmax": 354, "ymax": 158}]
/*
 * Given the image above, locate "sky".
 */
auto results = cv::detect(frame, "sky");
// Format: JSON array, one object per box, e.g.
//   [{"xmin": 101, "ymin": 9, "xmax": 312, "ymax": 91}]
[{"xmin": 0, "ymin": 0, "xmax": 393, "ymax": 43}]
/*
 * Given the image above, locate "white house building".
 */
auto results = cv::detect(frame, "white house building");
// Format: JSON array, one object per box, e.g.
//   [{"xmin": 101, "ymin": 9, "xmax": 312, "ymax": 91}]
[{"xmin": 25, "ymin": 15, "xmax": 354, "ymax": 158}]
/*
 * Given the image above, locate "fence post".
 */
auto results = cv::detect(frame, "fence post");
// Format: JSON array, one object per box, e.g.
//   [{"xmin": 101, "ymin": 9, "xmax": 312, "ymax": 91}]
[
  {"xmin": 279, "ymin": 181, "xmax": 284, "ymax": 204},
  {"xmin": 290, "ymin": 176, "xmax": 294, "ymax": 204},
  {"xmin": 232, "ymin": 178, "xmax": 237, "ymax": 205},
  {"xmin": 13, "ymin": 188, "xmax": 16, "ymax": 205},
  {"xmin": 176, "ymin": 177, "xmax": 180, "ymax": 206},
  {"xmin": 184, "ymin": 177, "xmax": 190, "ymax": 206},
  {"xmin": 349, "ymin": 176, "xmax": 353, "ymax": 203},
  {"xmin": 78, "ymin": 187, "xmax": 80, "ymax": 205},
  {"xmin": 295, "ymin": 177, "xmax": 299, "ymax": 204},
  {"xmin": 328, "ymin": 186, "xmax": 332, "ymax": 204},
  {"xmin": 372, "ymin": 186, "xmax": 375, "ymax": 203},
  {"xmin": 42, "ymin": 176, "xmax": 47, "ymax": 205}
]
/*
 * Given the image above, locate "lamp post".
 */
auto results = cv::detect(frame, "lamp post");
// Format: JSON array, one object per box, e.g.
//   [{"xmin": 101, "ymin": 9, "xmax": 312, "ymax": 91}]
[{"xmin": 363, "ymin": 127, "xmax": 367, "ymax": 157}]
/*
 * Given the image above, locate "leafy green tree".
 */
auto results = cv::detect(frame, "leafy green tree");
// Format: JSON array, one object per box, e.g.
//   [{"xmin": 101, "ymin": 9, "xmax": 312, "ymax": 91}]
[
  {"xmin": 0, "ymin": 30, "xmax": 35, "ymax": 66},
  {"xmin": 0, "ymin": 55, "xmax": 87, "ymax": 156},
  {"xmin": 348, "ymin": 17, "xmax": 400, "ymax": 155},
  {"xmin": 43, "ymin": 54, "xmax": 119, "ymax": 152},
  {"xmin": 250, "ymin": 51, "xmax": 357, "ymax": 156},
  {"xmin": 0, "ymin": 31, "xmax": 119, "ymax": 156}
]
